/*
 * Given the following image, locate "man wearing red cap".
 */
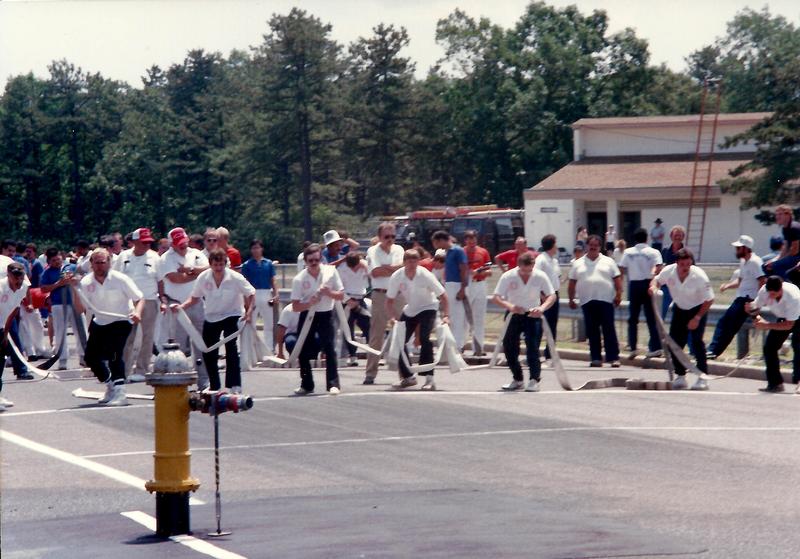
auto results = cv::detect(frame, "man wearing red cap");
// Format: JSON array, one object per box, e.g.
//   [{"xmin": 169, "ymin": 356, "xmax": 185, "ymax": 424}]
[
  {"xmin": 159, "ymin": 227, "xmax": 210, "ymax": 390},
  {"xmin": 114, "ymin": 228, "xmax": 160, "ymax": 382}
]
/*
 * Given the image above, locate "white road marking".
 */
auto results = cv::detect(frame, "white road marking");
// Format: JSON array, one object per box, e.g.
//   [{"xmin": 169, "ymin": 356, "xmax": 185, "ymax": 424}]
[
  {"xmin": 0, "ymin": 430, "xmax": 204, "ymax": 505},
  {"xmin": 121, "ymin": 511, "xmax": 246, "ymax": 559},
  {"xmin": 81, "ymin": 424, "xmax": 800, "ymax": 459}
]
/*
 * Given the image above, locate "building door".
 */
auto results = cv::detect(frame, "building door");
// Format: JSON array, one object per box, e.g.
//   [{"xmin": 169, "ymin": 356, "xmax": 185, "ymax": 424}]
[
  {"xmin": 621, "ymin": 211, "xmax": 641, "ymax": 246},
  {"xmin": 586, "ymin": 212, "xmax": 607, "ymax": 239}
]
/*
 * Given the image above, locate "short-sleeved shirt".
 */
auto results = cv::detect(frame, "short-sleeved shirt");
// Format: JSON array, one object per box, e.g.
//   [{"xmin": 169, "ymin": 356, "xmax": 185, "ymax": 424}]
[
  {"xmin": 29, "ymin": 259, "xmax": 44, "ymax": 288},
  {"xmin": 0, "ymin": 255, "xmax": 14, "ymax": 279},
  {"xmin": 534, "ymin": 252, "xmax": 561, "ymax": 291},
  {"xmin": 79, "ymin": 270, "xmax": 143, "ymax": 326},
  {"xmin": 655, "ymin": 264, "xmax": 714, "ymax": 310},
  {"xmin": 322, "ymin": 244, "xmax": 350, "ymax": 264},
  {"xmin": 661, "ymin": 244, "xmax": 684, "ymax": 266},
  {"xmin": 619, "ymin": 243, "xmax": 663, "ymax": 281},
  {"xmin": 278, "ymin": 305, "xmax": 300, "ymax": 334},
  {"xmin": 782, "ymin": 221, "xmax": 800, "ymax": 250},
  {"xmin": 494, "ymin": 268, "xmax": 554, "ymax": 309},
  {"xmin": 291, "ymin": 265, "xmax": 343, "ymax": 313},
  {"xmin": 568, "ymin": 254, "xmax": 620, "ymax": 305},
  {"xmin": 387, "ymin": 266, "xmax": 445, "ymax": 317},
  {"xmin": 160, "ymin": 247, "xmax": 209, "ymax": 303},
  {"xmin": 444, "ymin": 245, "xmax": 468, "ymax": 283},
  {"xmin": 366, "ymin": 244, "xmax": 404, "ymax": 290},
  {"xmin": 241, "ymin": 258, "xmax": 276, "ymax": 290},
  {"xmin": 495, "ymin": 249, "xmax": 537, "ymax": 271},
  {"xmin": 0, "ymin": 277, "xmax": 30, "ymax": 326},
  {"xmin": 113, "ymin": 248, "xmax": 160, "ymax": 300},
  {"xmin": 337, "ymin": 263, "xmax": 369, "ymax": 299},
  {"xmin": 465, "ymin": 246, "xmax": 491, "ymax": 281},
  {"xmin": 737, "ymin": 254, "xmax": 765, "ymax": 299},
  {"xmin": 191, "ymin": 268, "xmax": 255, "ymax": 322},
  {"xmin": 753, "ymin": 282, "xmax": 800, "ymax": 320},
  {"xmin": 41, "ymin": 265, "xmax": 72, "ymax": 305},
  {"xmin": 650, "ymin": 225, "xmax": 665, "ymax": 243}
]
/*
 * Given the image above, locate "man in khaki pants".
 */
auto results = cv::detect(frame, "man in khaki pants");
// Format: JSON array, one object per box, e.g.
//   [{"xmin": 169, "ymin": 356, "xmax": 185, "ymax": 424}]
[{"xmin": 363, "ymin": 222, "xmax": 404, "ymax": 384}]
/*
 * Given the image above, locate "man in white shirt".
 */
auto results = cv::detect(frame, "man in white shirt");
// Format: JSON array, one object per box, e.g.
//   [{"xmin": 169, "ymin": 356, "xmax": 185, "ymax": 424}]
[
  {"xmin": 619, "ymin": 228, "xmax": 663, "ymax": 357},
  {"xmin": 114, "ymin": 227, "xmax": 161, "ymax": 382},
  {"xmin": 175, "ymin": 248, "xmax": 254, "ymax": 393},
  {"xmin": 568, "ymin": 235, "xmax": 623, "ymax": 367},
  {"xmin": 291, "ymin": 243, "xmax": 345, "ymax": 395},
  {"xmin": 650, "ymin": 248, "xmax": 714, "ymax": 390},
  {"xmin": 276, "ymin": 305, "xmax": 301, "ymax": 360},
  {"xmin": 494, "ymin": 252, "xmax": 557, "ymax": 392},
  {"xmin": 535, "ymin": 234, "xmax": 561, "ymax": 361},
  {"xmin": 72, "ymin": 249, "xmax": 144, "ymax": 406},
  {"xmin": 0, "ymin": 262, "xmax": 32, "ymax": 410},
  {"xmin": 386, "ymin": 249, "xmax": 449, "ymax": 390},
  {"xmin": 364, "ymin": 222, "xmax": 405, "ymax": 384},
  {"xmin": 338, "ymin": 252, "xmax": 370, "ymax": 367},
  {"xmin": 707, "ymin": 235, "xmax": 765, "ymax": 360},
  {"xmin": 746, "ymin": 276, "xmax": 800, "ymax": 393},
  {"xmin": 159, "ymin": 227, "xmax": 210, "ymax": 390}
]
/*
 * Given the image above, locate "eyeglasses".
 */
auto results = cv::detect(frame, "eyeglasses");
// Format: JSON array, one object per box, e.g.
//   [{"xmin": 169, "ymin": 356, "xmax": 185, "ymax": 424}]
[
  {"xmin": 305, "ymin": 258, "xmax": 321, "ymax": 264},
  {"xmin": 382, "ymin": 234, "xmax": 396, "ymax": 239},
  {"xmin": 205, "ymin": 238, "xmax": 219, "ymax": 243}
]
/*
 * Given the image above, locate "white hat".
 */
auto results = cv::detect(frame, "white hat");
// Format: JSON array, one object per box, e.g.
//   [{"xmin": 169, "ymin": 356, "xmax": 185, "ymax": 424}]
[
  {"xmin": 322, "ymin": 230, "xmax": 342, "ymax": 246},
  {"xmin": 731, "ymin": 235, "xmax": 754, "ymax": 249}
]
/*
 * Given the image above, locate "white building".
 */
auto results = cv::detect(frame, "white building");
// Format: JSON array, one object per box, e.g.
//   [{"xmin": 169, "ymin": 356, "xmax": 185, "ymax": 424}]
[{"xmin": 524, "ymin": 112, "xmax": 776, "ymax": 262}]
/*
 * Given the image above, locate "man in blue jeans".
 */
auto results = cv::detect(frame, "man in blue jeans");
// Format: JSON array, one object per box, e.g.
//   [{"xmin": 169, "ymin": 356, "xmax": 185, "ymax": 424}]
[{"xmin": 707, "ymin": 235, "xmax": 765, "ymax": 360}]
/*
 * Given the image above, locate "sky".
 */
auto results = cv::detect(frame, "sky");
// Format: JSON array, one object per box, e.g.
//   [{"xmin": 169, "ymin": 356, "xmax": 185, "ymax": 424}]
[{"xmin": 1, "ymin": 0, "xmax": 799, "ymax": 90}]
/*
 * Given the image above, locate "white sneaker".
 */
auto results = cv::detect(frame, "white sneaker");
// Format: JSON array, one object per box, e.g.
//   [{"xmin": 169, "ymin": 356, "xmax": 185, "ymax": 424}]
[
  {"xmin": 672, "ymin": 376, "xmax": 688, "ymax": 390},
  {"xmin": 97, "ymin": 382, "xmax": 115, "ymax": 404},
  {"xmin": 328, "ymin": 386, "xmax": 340, "ymax": 395},
  {"xmin": 0, "ymin": 395, "xmax": 14, "ymax": 407},
  {"xmin": 420, "ymin": 377, "xmax": 436, "ymax": 391},
  {"xmin": 502, "ymin": 380, "xmax": 525, "ymax": 391},
  {"xmin": 691, "ymin": 377, "xmax": 709, "ymax": 391},
  {"xmin": 230, "ymin": 386, "xmax": 242, "ymax": 394},
  {"xmin": 105, "ymin": 385, "xmax": 129, "ymax": 407},
  {"xmin": 127, "ymin": 373, "xmax": 146, "ymax": 383},
  {"xmin": 645, "ymin": 350, "xmax": 663, "ymax": 358},
  {"xmin": 293, "ymin": 387, "xmax": 313, "ymax": 396},
  {"xmin": 525, "ymin": 379, "xmax": 540, "ymax": 392}
]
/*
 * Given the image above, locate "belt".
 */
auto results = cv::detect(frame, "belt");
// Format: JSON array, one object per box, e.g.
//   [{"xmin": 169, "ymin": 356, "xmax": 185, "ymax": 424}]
[{"xmin": 372, "ymin": 288, "xmax": 387, "ymax": 293}]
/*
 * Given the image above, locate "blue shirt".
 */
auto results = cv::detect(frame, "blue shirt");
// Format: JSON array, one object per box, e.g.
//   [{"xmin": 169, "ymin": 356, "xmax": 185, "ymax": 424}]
[
  {"xmin": 661, "ymin": 244, "xmax": 683, "ymax": 266},
  {"xmin": 29, "ymin": 259, "xmax": 44, "ymax": 288},
  {"xmin": 13, "ymin": 255, "xmax": 30, "ymax": 276},
  {"xmin": 322, "ymin": 244, "xmax": 350, "ymax": 264},
  {"xmin": 444, "ymin": 245, "xmax": 467, "ymax": 283},
  {"xmin": 241, "ymin": 258, "xmax": 276, "ymax": 290},
  {"xmin": 41, "ymin": 263, "xmax": 75, "ymax": 305}
]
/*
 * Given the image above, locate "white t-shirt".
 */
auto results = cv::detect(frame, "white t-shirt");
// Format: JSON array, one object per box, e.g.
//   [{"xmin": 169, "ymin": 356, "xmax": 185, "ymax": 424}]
[
  {"xmin": 534, "ymin": 252, "xmax": 561, "ymax": 290},
  {"xmin": 366, "ymin": 244, "xmax": 404, "ymax": 290},
  {"xmin": 494, "ymin": 267, "xmax": 554, "ymax": 309},
  {"xmin": 619, "ymin": 243, "xmax": 663, "ymax": 281},
  {"xmin": 605, "ymin": 230, "xmax": 617, "ymax": 244},
  {"xmin": 337, "ymin": 263, "xmax": 369, "ymax": 299},
  {"xmin": 736, "ymin": 254, "xmax": 764, "ymax": 299},
  {"xmin": 0, "ymin": 277, "xmax": 30, "ymax": 325},
  {"xmin": 79, "ymin": 270, "xmax": 143, "ymax": 326},
  {"xmin": 296, "ymin": 252, "xmax": 305, "ymax": 272},
  {"xmin": 387, "ymin": 266, "xmax": 445, "ymax": 317},
  {"xmin": 278, "ymin": 305, "xmax": 300, "ymax": 335},
  {"xmin": 290, "ymin": 265, "xmax": 343, "ymax": 313},
  {"xmin": 0, "ymin": 255, "xmax": 14, "ymax": 279},
  {"xmin": 753, "ymin": 282, "xmax": 800, "ymax": 321},
  {"xmin": 159, "ymin": 247, "xmax": 209, "ymax": 303},
  {"xmin": 191, "ymin": 268, "xmax": 255, "ymax": 323},
  {"xmin": 655, "ymin": 264, "xmax": 714, "ymax": 310},
  {"xmin": 113, "ymin": 248, "xmax": 160, "ymax": 300},
  {"xmin": 568, "ymin": 254, "xmax": 620, "ymax": 305}
]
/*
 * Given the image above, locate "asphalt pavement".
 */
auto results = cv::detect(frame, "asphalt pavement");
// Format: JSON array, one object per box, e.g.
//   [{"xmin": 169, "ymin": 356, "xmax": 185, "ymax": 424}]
[{"xmin": 1, "ymin": 357, "xmax": 799, "ymax": 559}]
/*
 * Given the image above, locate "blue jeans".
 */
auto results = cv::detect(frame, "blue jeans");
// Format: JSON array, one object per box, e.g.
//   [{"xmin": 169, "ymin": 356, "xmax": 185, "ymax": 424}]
[
  {"xmin": 503, "ymin": 313, "xmax": 543, "ymax": 381},
  {"xmin": 581, "ymin": 300, "xmax": 619, "ymax": 362},
  {"xmin": 628, "ymin": 280, "xmax": 661, "ymax": 352},
  {"xmin": 707, "ymin": 296, "xmax": 751, "ymax": 357}
]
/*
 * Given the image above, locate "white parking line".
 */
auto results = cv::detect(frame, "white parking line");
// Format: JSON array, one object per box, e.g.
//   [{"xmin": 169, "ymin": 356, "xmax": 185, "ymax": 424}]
[
  {"xmin": 121, "ymin": 511, "xmax": 246, "ymax": 559},
  {"xmin": 81, "ymin": 424, "xmax": 800, "ymax": 459},
  {"xmin": 0, "ymin": 430, "xmax": 204, "ymax": 505}
]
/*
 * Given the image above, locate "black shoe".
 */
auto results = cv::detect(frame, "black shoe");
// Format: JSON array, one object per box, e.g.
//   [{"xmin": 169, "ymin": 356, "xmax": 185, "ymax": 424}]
[
  {"xmin": 759, "ymin": 385, "xmax": 785, "ymax": 393},
  {"xmin": 27, "ymin": 355, "xmax": 42, "ymax": 362},
  {"xmin": 362, "ymin": 377, "xmax": 375, "ymax": 385},
  {"xmin": 16, "ymin": 372, "xmax": 34, "ymax": 380},
  {"xmin": 589, "ymin": 360, "xmax": 602, "ymax": 367}
]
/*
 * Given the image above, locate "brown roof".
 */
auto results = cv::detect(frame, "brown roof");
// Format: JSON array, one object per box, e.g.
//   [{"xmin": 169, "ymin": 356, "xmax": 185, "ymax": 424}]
[
  {"xmin": 573, "ymin": 112, "xmax": 772, "ymax": 130},
  {"xmin": 528, "ymin": 155, "xmax": 752, "ymax": 192}
]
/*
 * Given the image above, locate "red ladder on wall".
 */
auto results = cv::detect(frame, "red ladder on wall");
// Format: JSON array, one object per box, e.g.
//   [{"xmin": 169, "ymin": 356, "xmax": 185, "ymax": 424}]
[{"xmin": 686, "ymin": 79, "xmax": 723, "ymax": 261}]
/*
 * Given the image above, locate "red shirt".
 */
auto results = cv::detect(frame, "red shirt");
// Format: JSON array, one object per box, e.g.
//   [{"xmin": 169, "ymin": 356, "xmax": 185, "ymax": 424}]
[
  {"xmin": 419, "ymin": 258, "xmax": 435, "ymax": 272},
  {"xmin": 226, "ymin": 246, "xmax": 242, "ymax": 268},
  {"xmin": 495, "ymin": 249, "xmax": 538, "ymax": 270},
  {"xmin": 465, "ymin": 246, "xmax": 491, "ymax": 281}
]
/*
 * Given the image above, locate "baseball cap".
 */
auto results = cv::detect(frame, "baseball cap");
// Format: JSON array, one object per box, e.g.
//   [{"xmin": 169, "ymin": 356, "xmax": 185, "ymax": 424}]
[
  {"xmin": 168, "ymin": 227, "xmax": 189, "ymax": 247},
  {"xmin": 322, "ymin": 230, "xmax": 342, "ymax": 246},
  {"xmin": 731, "ymin": 235, "xmax": 754, "ymax": 249},
  {"xmin": 7, "ymin": 262, "xmax": 25, "ymax": 276},
  {"xmin": 132, "ymin": 227, "xmax": 155, "ymax": 243}
]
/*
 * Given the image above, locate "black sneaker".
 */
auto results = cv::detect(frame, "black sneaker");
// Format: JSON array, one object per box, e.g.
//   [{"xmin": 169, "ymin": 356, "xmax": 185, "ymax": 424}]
[
  {"xmin": 758, "ymin": 385, "xmax": 785, "ymax": 393},
  {"xmin": 705, "ymin": 352, "xmax": 717, "ymax": 360},
  {"xmin": 362, "ymin": 377, "xmax": 375, "ymax": 385},
  {"xmin": 16, "ymin": 372, "xmax": 34, "ymax": 380}
]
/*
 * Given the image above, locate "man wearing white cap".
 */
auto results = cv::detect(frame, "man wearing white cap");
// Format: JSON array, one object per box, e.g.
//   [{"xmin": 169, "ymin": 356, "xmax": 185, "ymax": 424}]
[
  {"xmin": 706, "ymin": 235, "xmax": 765, "ymax": 360},
  {"xmin": 114, "ymin": 227, "xmax": 160, "ymax": 381}
]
